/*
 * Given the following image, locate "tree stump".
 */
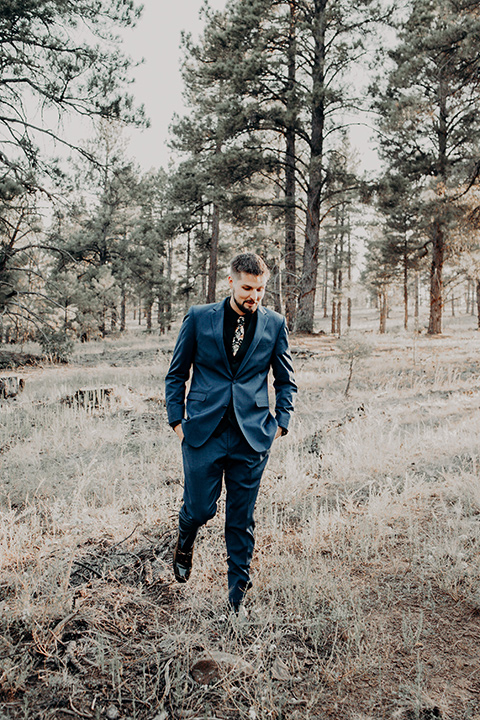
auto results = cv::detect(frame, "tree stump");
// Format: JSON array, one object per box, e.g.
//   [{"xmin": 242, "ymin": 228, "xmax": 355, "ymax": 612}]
[
  {"xmin": 61, "ymin": 387, "xmax": 114, "ymax": 409},
  {"xmin": 0, "ymin": 376, "xmax": 25, "ymax": 398}
]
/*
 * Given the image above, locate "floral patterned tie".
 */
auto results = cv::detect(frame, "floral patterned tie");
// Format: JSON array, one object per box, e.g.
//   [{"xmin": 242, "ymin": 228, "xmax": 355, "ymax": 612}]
[{"xmin": 232, "ymin": 315, "xmax": 245, "ymax": 356}]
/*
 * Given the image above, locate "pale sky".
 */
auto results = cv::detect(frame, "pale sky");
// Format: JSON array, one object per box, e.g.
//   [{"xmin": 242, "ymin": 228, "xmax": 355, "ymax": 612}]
[
  {"xmin": 122, "ymin": 0, "xmax": 229, "ymax": 171},
  {"xmin": 119, "ymin": 0, "xmax": 378, "ymax": 174}
]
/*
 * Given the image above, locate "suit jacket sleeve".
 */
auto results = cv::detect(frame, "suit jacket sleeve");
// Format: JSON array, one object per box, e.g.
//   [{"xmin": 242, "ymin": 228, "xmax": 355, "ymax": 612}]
[
  {"xmin": 165, "ymin": 308, "xmax": 196, "ymax": 426},
  {"xmin": 271, "ymin": 318, "xmax": 297, "ymax": 430}
]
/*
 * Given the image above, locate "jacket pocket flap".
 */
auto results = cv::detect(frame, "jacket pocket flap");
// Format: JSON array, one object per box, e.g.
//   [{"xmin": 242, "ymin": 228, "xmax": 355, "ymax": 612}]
[
  {"xmin": 255, "ymin": 391, "xmax": 269, "ymax": 407},
  {"xmin": 187, "ymin": 391, "xmax": 207, "ymax": 402}
]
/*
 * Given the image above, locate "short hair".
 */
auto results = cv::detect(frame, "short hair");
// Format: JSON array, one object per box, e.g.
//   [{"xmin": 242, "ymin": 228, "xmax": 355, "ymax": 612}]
[{"xmin": 230, "ymin": 253, "xmax": 270, "ymax": 279}]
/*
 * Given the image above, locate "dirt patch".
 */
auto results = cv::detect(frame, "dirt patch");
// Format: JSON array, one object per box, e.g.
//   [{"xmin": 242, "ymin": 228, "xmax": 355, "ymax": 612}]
[
  {"xmin": 335, "ymin": 561, "xmax": 480, "ymax": 720},
  {"xmin": 0, "ymin": 531, "xmax": 178, "ymax": 719}
]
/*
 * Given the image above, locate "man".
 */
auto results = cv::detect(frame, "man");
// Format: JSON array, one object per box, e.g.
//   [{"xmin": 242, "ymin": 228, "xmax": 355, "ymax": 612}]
[{"xmin": 165, "ymin": 252, "xmax": 297, "ymax": 612}]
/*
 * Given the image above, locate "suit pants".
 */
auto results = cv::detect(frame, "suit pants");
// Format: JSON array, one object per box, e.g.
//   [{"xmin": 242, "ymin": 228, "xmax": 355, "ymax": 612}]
[{"xmin": 179, "ymin": 424, "xmax": 270, "ymax": 606}]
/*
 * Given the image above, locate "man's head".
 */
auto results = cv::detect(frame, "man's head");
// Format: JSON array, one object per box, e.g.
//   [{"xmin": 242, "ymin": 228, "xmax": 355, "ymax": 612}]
[{"xmin": 228, "ymin": 253, "xmax": 270, "ymax": 315}]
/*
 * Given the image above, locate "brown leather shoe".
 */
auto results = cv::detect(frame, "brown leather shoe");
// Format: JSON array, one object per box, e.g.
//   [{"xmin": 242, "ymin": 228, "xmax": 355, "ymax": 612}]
[{"xmin": 173, "ymin": 538, "xmax": 194, "ymax": 583}]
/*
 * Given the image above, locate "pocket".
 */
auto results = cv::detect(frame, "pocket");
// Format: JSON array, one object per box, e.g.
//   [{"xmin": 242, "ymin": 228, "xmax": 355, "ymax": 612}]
[
  {"xmin": 255, "ymin": 390, "xmax": 269, "ymax": 407},
  {"xmin": 187, "ymin": 391, "xmax": 206, "ymax": 402}
]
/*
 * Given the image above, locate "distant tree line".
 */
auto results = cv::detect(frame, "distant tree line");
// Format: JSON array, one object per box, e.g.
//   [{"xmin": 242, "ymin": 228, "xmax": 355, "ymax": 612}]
[{"xmin": 2, "ymin": 0, "xmax": 480, "ymax": 350}]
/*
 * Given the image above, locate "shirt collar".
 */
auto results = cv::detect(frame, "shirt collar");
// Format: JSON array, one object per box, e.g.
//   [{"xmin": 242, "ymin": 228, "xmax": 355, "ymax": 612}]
[{"xmin": 224, "ymin": 297, "xmax": 252, "ymax": 324}]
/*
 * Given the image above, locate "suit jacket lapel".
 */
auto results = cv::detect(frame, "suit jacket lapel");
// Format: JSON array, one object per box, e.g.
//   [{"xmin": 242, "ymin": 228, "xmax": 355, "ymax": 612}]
[
  {"xmin": 236, "ymin": 306, "xmax": 268, "ymax": 374},
  {"xmin": 211, "ymin": 300, "xmax": 232, "ymax": 375}
]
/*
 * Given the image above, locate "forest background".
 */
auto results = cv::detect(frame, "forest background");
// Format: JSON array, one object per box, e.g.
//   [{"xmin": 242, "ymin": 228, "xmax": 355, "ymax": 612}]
[{"xmin": 3, "ymin": 0, "xmax": 480, "ymax": 348}]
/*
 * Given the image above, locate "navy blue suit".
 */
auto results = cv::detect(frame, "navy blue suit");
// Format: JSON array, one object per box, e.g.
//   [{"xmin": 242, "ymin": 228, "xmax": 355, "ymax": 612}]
[{"xmin": 165, "ymin": 299, "xmax": 297, "ymax": 604}]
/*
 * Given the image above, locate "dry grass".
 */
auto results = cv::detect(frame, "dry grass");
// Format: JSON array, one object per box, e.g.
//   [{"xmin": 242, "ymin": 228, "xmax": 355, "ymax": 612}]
[{"xmin": 0, "ymin": 310, "xmax": 479, "ymax": 720}]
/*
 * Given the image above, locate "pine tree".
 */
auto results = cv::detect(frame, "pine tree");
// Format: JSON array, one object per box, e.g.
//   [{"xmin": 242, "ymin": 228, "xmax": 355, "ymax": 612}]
[
  {"xmin": 375, "ymin": 173, "xmax": 426, "ymax": 329},
  {"xmin": 0, "ymin": 0, "xmax": 146, "ymax": 189},
  {"xmin": 171, "ymin": 0, "xmax": 384, "ymax": 330},
  {"xmin": 52, "ymin": 123, "xmax": 140, "ymax": 337},
  {"xmin": 373, "ymin": 0, "xmax": 480, "ymax": 334},
  {"xmin": 127, "ymin": 170, "xmax": 171, "ymax": 333},
  {"xmin": 0, "ymin": 2, "xmax": 145, "ymax": 336}
]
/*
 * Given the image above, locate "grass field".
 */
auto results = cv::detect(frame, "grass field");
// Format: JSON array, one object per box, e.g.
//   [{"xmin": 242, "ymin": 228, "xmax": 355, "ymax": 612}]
[{"xmin": 0, "ymin": 308, "xmax": 479, "ymax": 720}]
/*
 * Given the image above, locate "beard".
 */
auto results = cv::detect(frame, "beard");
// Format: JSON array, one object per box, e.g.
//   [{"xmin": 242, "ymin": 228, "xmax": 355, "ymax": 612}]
[{"xmin": 233, "ymin": 295, "xmax": 256, "ymax": 314}]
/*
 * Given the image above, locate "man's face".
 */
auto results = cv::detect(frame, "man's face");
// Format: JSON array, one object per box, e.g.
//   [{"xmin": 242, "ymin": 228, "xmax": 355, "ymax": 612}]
[{"xmin": 228, "ymin": 271, "xmax": 267, "ymax": 314}]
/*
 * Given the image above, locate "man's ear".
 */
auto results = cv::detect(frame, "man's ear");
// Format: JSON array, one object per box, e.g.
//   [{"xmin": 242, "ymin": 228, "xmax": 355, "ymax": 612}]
[{"xmin": 227, "ymin": 275, "xmax": 233, "ymax": 288}]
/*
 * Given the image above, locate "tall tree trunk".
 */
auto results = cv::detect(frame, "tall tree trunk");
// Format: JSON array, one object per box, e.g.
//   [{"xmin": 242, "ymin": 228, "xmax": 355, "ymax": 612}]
[
  {"xmin": 111, "ymin": 305, "xmax": 117, "ymax": 332},
  {"xmin": 428, "ymin": 77, "xmax": 447, "ymax": 335},
  {"xmin": 158, "ymin": 296, "xmax": 167, "ymax": 335},
  {"xmin": 336, "ymin": 269, "xmax": 342, "ymax": 336},
  {"xmin": 186, "ymin": 230, "xmax": 192, "ymax": 309},
  {"xmin": 402, "ymin": 233, "xmax": 408, "ymax": 330},
  {"xmin": 120, "ymin": 286, "xmax": 126, "ymax": 332},
  {"xmin": 146, "ymin": 302, "xmax": 152, "ymax": 331},
  {"xmin": 166, "ymin": 237, "xmax": 173, "ymax": 329},
  {"xmin": 379, "ymin": 289, "xmax": 387, "ymax": 334},
  {"xmin": 271, "ymin": 262, "xmax": 282, "ymax": 313},
  {"xmin": 207, "ymin": 135, "xmax": 222, "ymax": 305},
  {"xmin": 207, "ymin": 202, "xmax": 220, "ymax": 304},
  {"xmin": 336, "ymin": 207, "xmax": 344, "ymax": 336},
  {"xmin": 347, "ymin": 228, "xmax": 352, "ymax": 328},
  {"xmin": 297, "ymin": 0, "xmax": 326, "ymax": 333},
  {"xmin": 476, "ymin": 279, "xmax": 480, "ymax": 329},
  {"xmin": 100, "ymin": 303, "xmax": 106, "ymax": 337},
  {"xmin": 284, "ymin": 0, "xmax": 297, "ymax": 330},
  {"xmin": 414, "ymin": 270, "xmax": 420, "ymax": 322},
  {"xmin": 331, "ymin": 245, "xmax": 337, "ymax": 335},
  {"xmin": 322, "ymin": 245, "xmax": 329, "ymax": 318},
  {"xmin": 427, "ymin": 219, "xmax": 444, "ymax": 334}
]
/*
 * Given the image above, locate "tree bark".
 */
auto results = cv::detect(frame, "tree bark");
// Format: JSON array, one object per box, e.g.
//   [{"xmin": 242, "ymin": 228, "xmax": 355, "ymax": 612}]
[
  {"xmin": 207, "ymin": 202, "xmax": 220, "ymax": 304},
  {"xmin": 111, "ymin": 305, "xmax": 117, "ymax": 332},
  {"xmin": 347, "ymin": 229, "xmax": 352, "ymax": 328},
  {"xmin": 476, "ymin": 279, "xmax": 480, "ymax": 329},
  {"xmin": 403, "ymin": 234, "xmax": 408, "ymax": 330},
  {"xmin": 336, "ymin": 270, "xmax": 342, "ymax": 337},
  {"xmin": 297, "ymin": 0, "xmax": 326, "ymax": 333},
  {"xmin": 414, "ymin": 270, "xmax": 419, "ymax": 322},
  {"xmin": 322, "ymin": 245, "xmax": 329, "ymax": 318},
  {"xmin": 336, "ymin": 208, "xmax": 344, "ymax": 336},
  {"xmin": 166, "ymin": 237, "xmax": 173, "ymax": 329},
  {"xmin": 284, "ymin": 0, "xmax": 297, "ymax": 331},
  {"xmin": 146, "ymin": 302, "xmax": 152, "ymax": 331},
  {"xmin": 379, "ymin": 290, "xmax": 387, "ymax": 334},
  {"xmin": 428, "ymin": 76, "xmax": 447, "ymax": 335},
  {"xmin": 271, "ymin": 262, "xmax": 282, "ymax": 313},
  {"xmin": 185, "ymin": 230, "xmax": 192, "ymax": 309},
  {"xmin": 427, "ymin": 219, "xmax": 444, "ymax": 334},
  {"xmin": 331, "ymin": 246, "xmax": 337, "ymax": 335},
  {"xmin": 120, "ymin": 286, "xmax": 126, "ymax": 332}
]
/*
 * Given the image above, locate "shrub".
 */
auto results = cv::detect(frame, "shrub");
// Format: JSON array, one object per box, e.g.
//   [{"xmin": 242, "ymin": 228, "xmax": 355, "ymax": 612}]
[{"xmin": 39, "ymin": 329, "xmax": 74, "ymax": 363}]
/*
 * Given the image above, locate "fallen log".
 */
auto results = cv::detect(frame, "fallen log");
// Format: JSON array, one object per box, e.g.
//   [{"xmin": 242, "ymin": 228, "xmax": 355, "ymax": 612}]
[{"xmin": 0, "ymin": 350, "xmax": 42, "ymax": 369}]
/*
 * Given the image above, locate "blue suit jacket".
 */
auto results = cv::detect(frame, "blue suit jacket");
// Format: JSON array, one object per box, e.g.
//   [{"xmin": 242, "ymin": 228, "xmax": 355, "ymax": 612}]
[{"xmin": 165, "ymin": 299, "xmax": 297, "ymax": 452}]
